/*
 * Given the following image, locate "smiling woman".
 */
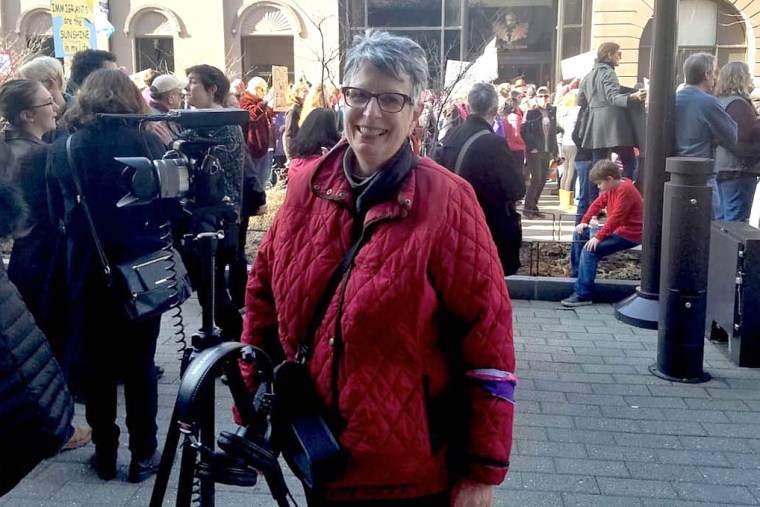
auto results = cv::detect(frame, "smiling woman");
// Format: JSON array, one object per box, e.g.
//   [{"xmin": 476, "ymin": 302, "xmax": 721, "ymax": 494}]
[{"xmin": 238, "ymin": 29, "xmax": 516, "ymax": 507}]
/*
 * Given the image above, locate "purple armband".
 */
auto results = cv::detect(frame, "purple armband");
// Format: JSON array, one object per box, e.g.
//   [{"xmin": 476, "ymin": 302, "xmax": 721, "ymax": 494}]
[{"xmin": 466, "ymin": 369, "xmax": 517, "ymax": 403}]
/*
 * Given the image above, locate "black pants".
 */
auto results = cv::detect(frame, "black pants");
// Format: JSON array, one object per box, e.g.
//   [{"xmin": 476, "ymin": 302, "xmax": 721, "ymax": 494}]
[
  {"xmin": 82, "ymin": 296, "xmax": 160, "ymax": 460},
  {"xmin": 230, "ymin": 213, "xmax": 252, "ymax": 310},
  {"xmin": 524, "ymin": 151, "xmax": 551, "ymax": 210}
]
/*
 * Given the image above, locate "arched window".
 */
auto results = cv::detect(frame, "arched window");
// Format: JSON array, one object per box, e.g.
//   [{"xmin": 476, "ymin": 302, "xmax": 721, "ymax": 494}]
[
  {"xmin": 240, "ymin": 5, "xmax": 296, "ymax": 83},
  {"xmin": 638, "ymin": 0, "xmax": 747, "ymax": 83},
  {"xmin": 21, "ymin": 10, "xmax": 55, "ymax": 59},
  {"xmin": 132, "ymin": 10, "xmax": 176, "ymax": 72}
]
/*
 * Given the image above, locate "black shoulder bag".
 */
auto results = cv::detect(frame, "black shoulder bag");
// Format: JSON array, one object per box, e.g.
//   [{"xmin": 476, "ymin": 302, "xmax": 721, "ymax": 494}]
[
  {"xmin": 272, "ymin": 228, "xmax": 372, "ymax": 492},
  {"xmin": 65, "ymin": 136, "xmax": 192, "ymax": 321}
]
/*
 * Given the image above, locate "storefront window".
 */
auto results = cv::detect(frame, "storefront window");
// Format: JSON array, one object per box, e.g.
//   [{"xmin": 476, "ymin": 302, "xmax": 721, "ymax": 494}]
[{"xmin": 367, "ymin": 0, "xmax": 442, "ymax": 28}]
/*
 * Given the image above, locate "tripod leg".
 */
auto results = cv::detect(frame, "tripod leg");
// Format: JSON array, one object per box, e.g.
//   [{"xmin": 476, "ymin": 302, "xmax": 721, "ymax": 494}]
[
  {"xmin": 149, "ymin": 406, "xmax": 182, "ymax": 507},
  {"xmin": 150, "ymin": 348, "xmax": 194, "ymax": 507},
  {"xmin": 176, "ymin": 435, "xmax": 199, "ymax": 507},
  {"xmin": 198, "ymin": 380, "xmax": 216, "ymax": 506}
]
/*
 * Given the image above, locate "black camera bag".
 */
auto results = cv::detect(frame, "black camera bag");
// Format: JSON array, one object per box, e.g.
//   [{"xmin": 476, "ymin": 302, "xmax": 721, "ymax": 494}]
[{"xmin": 272, "ymin": 361, "xmax": 346, "ymax": 489}]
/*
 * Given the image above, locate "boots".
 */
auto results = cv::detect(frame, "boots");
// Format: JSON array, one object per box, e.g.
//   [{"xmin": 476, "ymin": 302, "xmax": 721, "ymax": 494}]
[{"xmin": 559, "ymin": 189, "xmax": 575, "ymax": 211}]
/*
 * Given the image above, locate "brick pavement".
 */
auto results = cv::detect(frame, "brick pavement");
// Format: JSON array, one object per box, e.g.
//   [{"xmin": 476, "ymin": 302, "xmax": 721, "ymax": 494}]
[{"xmin": 3, "ymin": 296, "xmax": 760, "ymax": 506}]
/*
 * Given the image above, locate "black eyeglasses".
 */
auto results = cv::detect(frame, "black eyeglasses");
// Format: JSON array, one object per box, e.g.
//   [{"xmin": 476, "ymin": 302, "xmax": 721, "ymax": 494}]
[
  {"xmin": 31, "ymin": 98, "xmax": 54, "ymax": 108},
  {"xmin": 342, "ymin": 87, "xmax": 413, "ymax": 113}
]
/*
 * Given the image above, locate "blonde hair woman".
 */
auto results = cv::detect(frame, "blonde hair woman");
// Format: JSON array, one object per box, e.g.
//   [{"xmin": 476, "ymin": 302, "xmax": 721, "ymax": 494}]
[{"xmin": 714, "ymin": 61, "xmax": 760, "ymax": 221}]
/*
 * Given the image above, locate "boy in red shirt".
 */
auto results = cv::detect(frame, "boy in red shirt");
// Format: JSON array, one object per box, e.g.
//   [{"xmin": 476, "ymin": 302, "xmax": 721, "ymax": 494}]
[{"xmin": 562, "ymin": 160, "xmax": 643, "ymax": 306}]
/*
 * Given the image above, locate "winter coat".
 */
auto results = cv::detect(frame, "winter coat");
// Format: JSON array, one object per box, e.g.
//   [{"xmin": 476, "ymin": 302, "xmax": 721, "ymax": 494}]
[
  {"xmin": 48, "ymin": 123, "xmax": 167, "ymax": 334},
  {"xmin": 240, "ymin": 91, "xmax": 275, "ymax": 159},
  {"xmin": 283, "ymin": 102, "xmax": 302, "ymax": 159},
  {"xmin": 521, "ymin": 106, "xmax": 558, "ymax": 156},
  {"xmin": 578, "ymin": 62, "xmax": 636, "ymax": 149},
  {"xmin": 0, "ymin": 214, "xmax": 73, "ymax": 496},
  {"xmin": 504, "ymin": 108, "xmax": 526, "ymax": 152},
  {"xmin": 3, "ymin": 128, "xmax": 56, "ymax": 318},
  {"xmin": 240, "ymin": 141, "xmax": 516, "ymax": 502},
  {"xmin": 434, "ymin": 115, "xmax": 526, "ymax": 275},
  {"xmin": 286, "ymin": 153, "xmax": 321, "ymax": 179}
]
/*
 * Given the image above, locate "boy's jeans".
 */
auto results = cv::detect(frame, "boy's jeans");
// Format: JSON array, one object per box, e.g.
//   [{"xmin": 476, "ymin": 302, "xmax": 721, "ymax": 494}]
[
  {"xmin": 571, "ymin": 159, "xmax": 597, "ymax": 276},
  {"xmin": 574, "ymin": 234, "xmax": 639, "ymax": 299}
]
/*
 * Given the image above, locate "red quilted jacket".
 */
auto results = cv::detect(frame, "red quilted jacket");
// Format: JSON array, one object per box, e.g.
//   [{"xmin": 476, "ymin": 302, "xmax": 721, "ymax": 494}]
[
  {"xmin": 240, "ymin": 142, "xmax": 515, "ymax": 501},
  {"xmin": 239, "ymin": 91, "xmax": 274, "ymax": 158}
]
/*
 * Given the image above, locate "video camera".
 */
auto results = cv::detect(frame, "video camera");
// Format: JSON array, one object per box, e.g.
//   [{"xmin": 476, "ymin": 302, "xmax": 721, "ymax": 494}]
[{"xmin": 94, "ymin": 108, "xmax": 248, "ymax": 209}]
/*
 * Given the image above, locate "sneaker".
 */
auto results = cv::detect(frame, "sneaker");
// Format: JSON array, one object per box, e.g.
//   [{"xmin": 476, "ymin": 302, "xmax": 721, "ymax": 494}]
[
  {"xmin": 128, "ymin": 449, "xmax": 162, "ymax": 483},
  {"xmin": 253, "ymin": 204, "xmax": 268, "ymax": 216},
  {"xmin": 561, "ymin": 293, "xmax": 592, "ymax": 307},
  {"xmin": 90, "ymin": 449, "xmax": 117, "ymax": 481},
  {"xmin": 61, "ymin": 425, "xmax": 92, "ymax": 451}
]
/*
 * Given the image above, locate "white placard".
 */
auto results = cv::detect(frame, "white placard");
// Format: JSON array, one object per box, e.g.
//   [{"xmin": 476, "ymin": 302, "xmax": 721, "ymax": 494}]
[{"xmin": 561, "ymin": 50, "xmax": 596, "ymax": 80}]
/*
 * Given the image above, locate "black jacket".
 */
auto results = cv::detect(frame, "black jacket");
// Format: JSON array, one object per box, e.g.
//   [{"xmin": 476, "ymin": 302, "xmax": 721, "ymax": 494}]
[
  {"xmin": 521, "ymin": 106, "xmax": 558, "ymax": 156},
  {"xmin": 48, "ymin": 122, "xmax": 167, "ymax": 329},
  {"xmin": 3, "ymin": 128, "xmax": 57, "ymax": 319},
  {"xmin": 433, "ymin": 115, "xmax": 526, "ymax": 275},
  {"xmin": 0, "ymin": 183, "xmax": 73, "ymax": 496}
]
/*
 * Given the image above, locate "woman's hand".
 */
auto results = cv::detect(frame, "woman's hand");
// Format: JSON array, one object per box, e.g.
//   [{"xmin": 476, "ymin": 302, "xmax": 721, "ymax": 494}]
[
  {"xmin": 144, "ymin": 122, "xmax": 173, "ymax": 146},
  {"xmin": 584, "ymin": 237, "xmax": 600, "ymax": 251},
  {"xmin": 630, "ymin": 90, "xmax": 647, "ymax": 102},
  {"xmin": 451, "ymin": 480, "xmax": 494, "ymax": 507},
  {"xmin": 575, "ymin": 222, "xmax": 588, "ymax": 234}
]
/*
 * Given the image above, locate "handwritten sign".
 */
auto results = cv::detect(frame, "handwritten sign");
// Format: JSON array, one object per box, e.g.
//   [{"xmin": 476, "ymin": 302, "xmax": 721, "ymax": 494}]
[
  {"xmin": 272, "ymin": 65, "xmax": 289, "ymax": 112},
  {"xmin": 51, "ymin": 0, "xmax": 97, "ymax": 57}
]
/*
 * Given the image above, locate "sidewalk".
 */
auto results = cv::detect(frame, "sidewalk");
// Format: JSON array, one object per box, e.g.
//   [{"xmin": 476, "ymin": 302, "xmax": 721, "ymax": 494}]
[{"xmin": 3, "ymin": 296, "xmax": 760, "ymax": 506}]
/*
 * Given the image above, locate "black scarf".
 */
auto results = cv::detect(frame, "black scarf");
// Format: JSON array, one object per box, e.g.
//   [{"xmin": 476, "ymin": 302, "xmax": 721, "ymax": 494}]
[{"xmin": 342, "ymin": 143, "xmax": 414, "ymax": 217}]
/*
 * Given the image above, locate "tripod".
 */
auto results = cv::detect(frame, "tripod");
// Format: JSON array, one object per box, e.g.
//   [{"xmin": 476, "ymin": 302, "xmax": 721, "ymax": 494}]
[{"xmin": 148, "ymin": 229, "xmax": 294, "ymax": 507}]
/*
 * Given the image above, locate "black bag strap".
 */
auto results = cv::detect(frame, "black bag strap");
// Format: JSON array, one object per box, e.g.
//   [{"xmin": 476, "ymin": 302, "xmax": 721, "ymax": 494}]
[
  {"xmin": 454, "ymin": 130, "xmax": 489, "ymax": 175},
  {"xmin": 66, "ymin": 136, "xmax": 114, "ymax": 285},
  {"xmin": 296, "ymin": 228, "xmax": 372, "ymax": 363}
]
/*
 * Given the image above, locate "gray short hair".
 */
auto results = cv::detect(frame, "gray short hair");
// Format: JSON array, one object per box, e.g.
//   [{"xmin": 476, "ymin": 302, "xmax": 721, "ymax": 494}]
[
  {"xmin": 18, "ymin": 56, "xmax": 64, "ymax": 89},
  {"xmin": 468, "ymin": 82, "xmax": 498, "ymax": 118},
  {"xmin": 343, "ymin": 30, "xmax": 428, "ymax": 104},
  {"xmin": 683, "ymin": 53, "xmax": 716, "ymax": 86}
]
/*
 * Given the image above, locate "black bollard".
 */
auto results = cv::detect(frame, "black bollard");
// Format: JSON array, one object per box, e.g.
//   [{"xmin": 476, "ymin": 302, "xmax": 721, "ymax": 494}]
[{"xmin": 650, "ymin": 157, "xmax": 713, "ymax": 383}]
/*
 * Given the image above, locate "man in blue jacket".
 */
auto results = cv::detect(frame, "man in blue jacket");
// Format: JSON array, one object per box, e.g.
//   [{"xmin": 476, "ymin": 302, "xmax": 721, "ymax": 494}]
[{"xmin": 674, "ymin": 52, "xmax": 737, "ymax": 218}]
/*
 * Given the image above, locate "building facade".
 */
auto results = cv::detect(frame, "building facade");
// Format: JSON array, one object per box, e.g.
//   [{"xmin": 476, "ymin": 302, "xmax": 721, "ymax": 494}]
[
  {"xmin": 0, "ymin": 0, "xmax": 341, "ymax": 85},
  {"xmin": 0, "ymin": 0, "xmax": 757, "ymax": 89}
]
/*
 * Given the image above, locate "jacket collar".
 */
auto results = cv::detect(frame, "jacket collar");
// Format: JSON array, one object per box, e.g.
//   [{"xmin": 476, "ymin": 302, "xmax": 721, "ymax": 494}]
[
  {"xmin": 310, "ymin": 141, "xmax": 415, "ymax": 225},
  {"xmin": 149, "ymin": 100, "xmax": 170, "ymax": 113},
  {"xmin": 2, "ymin": 126, "xmax": 44, "ymax": 145},
  {"xmin": 466, "ymin": 115, "xmax": 494, "ymax": 131}
]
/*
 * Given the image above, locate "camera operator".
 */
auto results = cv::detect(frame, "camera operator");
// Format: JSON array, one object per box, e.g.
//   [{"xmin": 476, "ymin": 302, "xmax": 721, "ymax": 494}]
[
  {"xmin": 49, "ymin": 69, "xmax": 168, "ymax": 482},
  {"xmin": 181, "ymin": 64, "xmax": 246, "ymax": 343}
]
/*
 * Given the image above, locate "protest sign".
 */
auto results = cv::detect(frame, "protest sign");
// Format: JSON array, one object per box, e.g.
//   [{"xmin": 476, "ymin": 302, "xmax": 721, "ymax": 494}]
[
  {"xmin": 51, "ymin": 0, "xmax": 97, "ymax": 58},
  {"xmin": 272, "ymin": 65, "xmax": 289, "ymax": 112}
]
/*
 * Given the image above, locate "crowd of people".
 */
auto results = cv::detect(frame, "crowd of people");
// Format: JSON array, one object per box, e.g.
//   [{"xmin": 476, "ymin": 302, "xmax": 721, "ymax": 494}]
[{"xmin": 1, "ymin": 30, "xmax": 758, "ymax": 505}]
